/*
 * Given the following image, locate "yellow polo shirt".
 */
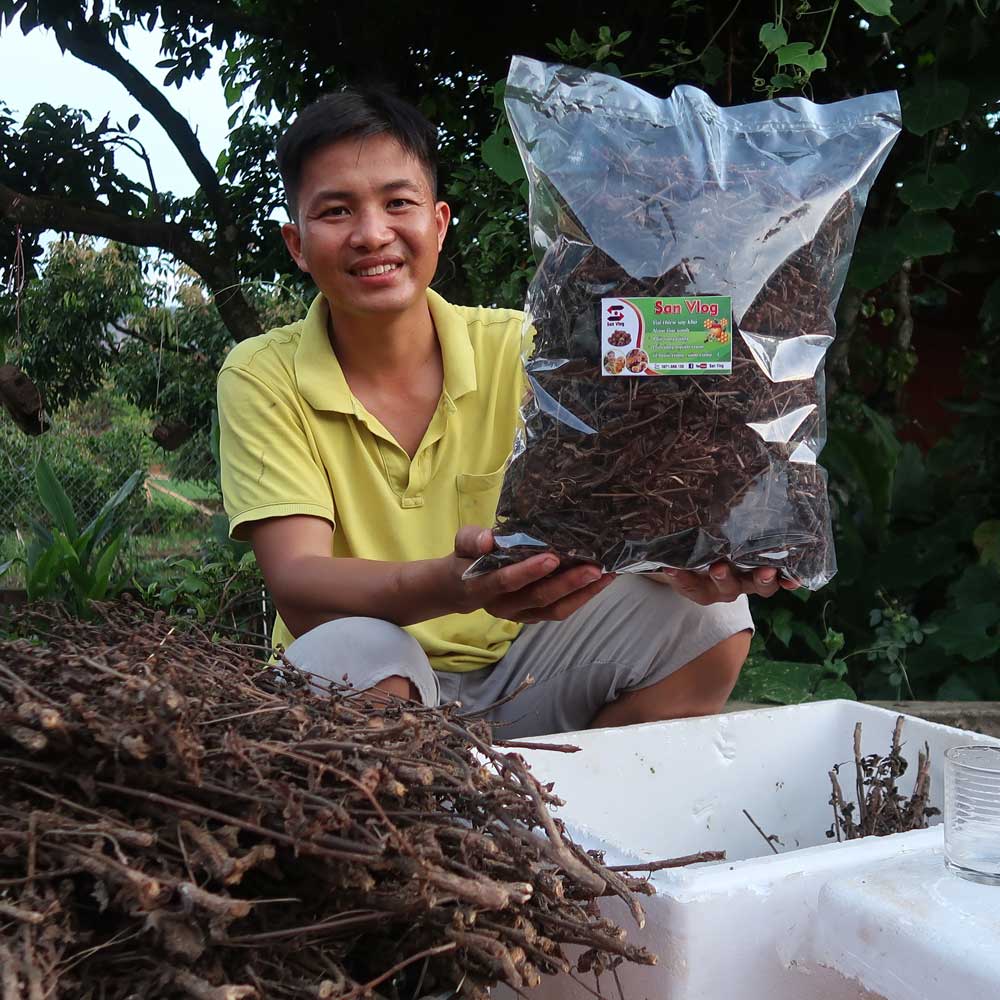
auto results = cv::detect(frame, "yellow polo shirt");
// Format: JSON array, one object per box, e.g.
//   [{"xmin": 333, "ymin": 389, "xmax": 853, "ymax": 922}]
[{"xmin": 217, "ymin": 289, "xmax": 526, "ymax": 672}]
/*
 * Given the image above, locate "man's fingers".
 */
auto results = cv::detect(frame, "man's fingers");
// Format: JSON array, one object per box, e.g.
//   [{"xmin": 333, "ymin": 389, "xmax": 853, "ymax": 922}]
[
  {"xmin": 660, "ymin": 569, "xmax": 715, "ymax": 605},
  {"xmin": 708, "ymin": 562, "xmax": 742, "ymax": 602},
  {"xmin": 487, "ymin": 563, "xmax": 604, "ymax": 618},
  {"xmin": 748, "ymin": 567, "xmax": 780, "ymax": 598},
  {"xmin": 514, "ymin": 574, "xmax": 616, "ymax": 622},
  {"xmin": 454, "ymin": 526, "xmax": 495, "ymax": 559},
  {"xmin": 664, "ymin": 563, "xmax": 799, "ymax": 603}
]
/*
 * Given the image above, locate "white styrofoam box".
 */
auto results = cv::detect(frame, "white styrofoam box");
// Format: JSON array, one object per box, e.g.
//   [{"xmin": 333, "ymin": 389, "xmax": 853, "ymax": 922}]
[
  {"xmin": 502, "ymin": 700, "xmax": 1000, "ymax": 1000},
  {"xmin": 811, "ymin": 848, "xmax": 1000, "ymax": 1000}
]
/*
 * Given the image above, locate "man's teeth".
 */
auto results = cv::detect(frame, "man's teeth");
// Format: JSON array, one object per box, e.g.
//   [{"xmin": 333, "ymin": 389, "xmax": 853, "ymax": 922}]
[{"xmin": 355, "ymin": 263, "xmax": 400, "ymax": 276}]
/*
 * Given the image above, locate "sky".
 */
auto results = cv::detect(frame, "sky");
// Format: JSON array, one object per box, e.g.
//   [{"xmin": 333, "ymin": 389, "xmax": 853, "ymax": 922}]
[{"xmin": 0, "ymin": 22, "xmax": 233, "ymax": 199}]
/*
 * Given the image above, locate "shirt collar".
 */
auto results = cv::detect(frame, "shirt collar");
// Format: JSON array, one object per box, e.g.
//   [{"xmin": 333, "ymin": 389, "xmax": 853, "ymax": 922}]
[{"xmin": 294, "ymin": 288, "xmax": 478, "ymax": 413}]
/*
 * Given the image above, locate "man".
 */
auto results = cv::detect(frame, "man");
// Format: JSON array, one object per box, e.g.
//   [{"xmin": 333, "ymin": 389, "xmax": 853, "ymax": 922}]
[{"xmin": 217, "ymin": 89, "xmax": 794, "ymax": 737}]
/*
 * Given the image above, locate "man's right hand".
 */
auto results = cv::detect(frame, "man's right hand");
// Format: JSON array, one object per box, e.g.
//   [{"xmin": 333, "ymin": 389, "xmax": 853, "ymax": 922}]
[{"xmin": 441, "ymin": 526, "xmax": 615, "ymax": 624}]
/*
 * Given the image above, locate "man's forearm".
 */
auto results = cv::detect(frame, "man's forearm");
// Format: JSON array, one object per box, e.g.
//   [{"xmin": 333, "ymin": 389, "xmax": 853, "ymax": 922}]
[{"xmin": 269, "ymin": 554, "xmax": 459, "ymax": 639}]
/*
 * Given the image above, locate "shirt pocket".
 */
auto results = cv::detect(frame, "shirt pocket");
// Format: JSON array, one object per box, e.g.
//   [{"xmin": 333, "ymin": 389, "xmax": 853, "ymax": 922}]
[{"xmin": 455, "ymin": 466, "xmax": 506, "ymax": 530}]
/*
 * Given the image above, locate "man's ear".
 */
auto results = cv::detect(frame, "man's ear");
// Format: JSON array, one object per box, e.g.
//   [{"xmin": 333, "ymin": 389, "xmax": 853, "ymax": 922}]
[
  {"xmin": 434, "ymin": 200, "xmax": 451, "ymax": 252},
  {"xmin": 281, "ymin": 222, "xmax": 309, "ymax": 273}
]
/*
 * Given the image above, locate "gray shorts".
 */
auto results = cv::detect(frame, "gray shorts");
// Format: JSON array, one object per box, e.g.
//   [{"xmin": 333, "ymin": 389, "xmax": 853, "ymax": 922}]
[{"xmin": 284, "ymin": 574, "xmax": 753, "ymax": 738}]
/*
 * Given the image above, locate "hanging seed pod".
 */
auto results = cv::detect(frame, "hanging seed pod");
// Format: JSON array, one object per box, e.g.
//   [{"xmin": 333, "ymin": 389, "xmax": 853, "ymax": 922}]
[{"xmin": 0, "ymin": 363, "xmax": 48, "ymax": 435}]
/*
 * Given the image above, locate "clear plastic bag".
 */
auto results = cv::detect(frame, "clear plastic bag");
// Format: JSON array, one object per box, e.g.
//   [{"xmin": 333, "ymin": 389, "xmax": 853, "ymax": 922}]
[{"xmin": 468, "ymin": 56, "xmax": 900, "ymax": 590}]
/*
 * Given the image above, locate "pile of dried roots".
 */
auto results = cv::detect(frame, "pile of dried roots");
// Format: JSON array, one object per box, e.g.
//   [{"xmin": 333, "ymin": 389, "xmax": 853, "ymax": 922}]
[{"xmin": 0, "ymin": 601, "xmax": 668, "ymax": 999}]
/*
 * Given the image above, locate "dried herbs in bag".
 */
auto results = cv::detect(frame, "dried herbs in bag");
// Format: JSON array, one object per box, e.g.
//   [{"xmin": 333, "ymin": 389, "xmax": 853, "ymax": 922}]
[{"xmin": 468, "ymin": 57, "xmax": 901, "ymax": 589}]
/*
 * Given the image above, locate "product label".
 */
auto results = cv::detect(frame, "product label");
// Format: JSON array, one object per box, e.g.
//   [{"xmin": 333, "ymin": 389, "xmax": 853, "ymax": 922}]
[{"xmin": 600, "ymin": 296, "xmax": 733, "ymax": 376}]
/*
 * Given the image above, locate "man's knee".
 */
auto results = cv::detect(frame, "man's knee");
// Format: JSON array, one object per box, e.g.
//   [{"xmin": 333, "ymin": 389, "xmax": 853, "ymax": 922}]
[
  {"xmin": 594, "ymin": 629, "xmax": 751, "ymax": 728},
  {"xmin": 649, "ymin": 628, "xmax": 751, "ymax": 719},
  {"xmin": 283, "ymin": 617, "xmax": 439, "ymax": 706}
]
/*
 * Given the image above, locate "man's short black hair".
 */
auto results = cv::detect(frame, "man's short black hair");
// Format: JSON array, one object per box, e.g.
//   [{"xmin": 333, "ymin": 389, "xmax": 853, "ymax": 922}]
[{"xmin": 276, "ymin": 88, "xmax": 439, "ymax": 220}]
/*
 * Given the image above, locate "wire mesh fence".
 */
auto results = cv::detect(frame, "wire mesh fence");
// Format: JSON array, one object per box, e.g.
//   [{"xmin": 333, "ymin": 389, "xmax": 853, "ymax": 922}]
[{"xmin": 0, "ymin": 397, "xmax": 221, "ymax": 583}]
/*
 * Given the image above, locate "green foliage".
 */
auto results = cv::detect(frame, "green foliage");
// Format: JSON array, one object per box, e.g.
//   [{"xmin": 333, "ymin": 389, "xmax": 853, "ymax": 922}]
[
  {"xmin": 0, "ymin": 100, "xmax": 147, "ymax": 286},
  {"xmin": 0, "ymin": 389, "xmax": 153, "ymax": 533},
  {"xmin": 135, "ymin": 523, "xmax": 265, "ymax": 637},
  {"xmin": 0, "ymin": 457, "xmax": 142, "ymax": 615},
  {"xmin": 112, "ymin": 274, "xmax": 303, "ymax": 434},
  {"xmin": 750, "ymin": 369, "xmax": 1000, "ymax": 702},
  {"xmin": 6, "ymin": 240, "xmax": 145, "ymax": 409}
]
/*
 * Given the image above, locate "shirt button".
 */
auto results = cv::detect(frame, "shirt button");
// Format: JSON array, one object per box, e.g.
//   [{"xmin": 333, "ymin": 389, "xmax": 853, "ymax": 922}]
[{"xmin": 401, "ymin": 496, "xmax": 424, "ymax": 508}]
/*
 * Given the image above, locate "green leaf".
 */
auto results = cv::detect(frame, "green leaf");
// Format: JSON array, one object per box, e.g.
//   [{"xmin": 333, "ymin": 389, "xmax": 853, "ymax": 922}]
[
  {"xmin": 775, "ymin": 43, "xmax": 827, "ymax": 73},
  {"xmin": 89, "ymin": 532, "xmax": 125, "ymax": 601},
  {"xmin": 930, "ymin": 603, "xmax": 1000, "ymax": 662},
  {"xmin": 481, "ymin": 130, "xmax": 525, "ymax": 185},
  {"xmin": 900, "ymin": 80, "xmax": 969, "ymax": 136},
  {"xmin": 771, "ymin": 607, "xmax": 794, "ymax": 646},
  {"xmin": 862, "ymin": 404, "xmax": 902, "ymax": 464},
  {"xmin": 759, "ymin": 22, "xmax": 788, "ymax": 53},
  {"xmin": 956, "ymin": 136, "xmax": 1000, "ymax": 200},
  {"xmin": 492, "ymin": 80, "xmax": 507, "ymax": 112},
  {"xmin": 79, "ymin": 469, "xmax": 144, "ymax": 557},
  {"xmin": 700, "ymin": 44, "xmax": 725, "ymax": 84},
  {"xmin": 797, "ymin": 623, "xmax": 829, "ymax": 660},
  {"xmin": 0, "ymin": 557, "xmax": 21, "ymax": 578},
  {"xmin": 846, "ymin": 229, "xmax": 904, "ymax": 291},
  {"xmin": 26, "ymin": 543, "xmax": 74, "ymax": 602},
  {"xmin": 874, "ymin": 514, "xmax": 974, "ymax": 592},
  {"xmin": 730, "ymin": 659, "xmax": 824, "ymax": 705},
  {"xmin": 973, "ymin": 522, "xmax": 1000, "ymax": 569},
  {"xmin": 812, "ymin": 678, "xmax": 857, "ymax": 701},
  {"xmin": 35, "ymin": 458, "xmax": 79, "ymax": 540},
  {"xmin": 853, "ymin": 0, "xmax": 894, "ymax": 17},
  {"xmin": 51, "ymin": 531, "xmax": 86, "ymax": 591},
  {"xmin": 894, "ymin": 211, "xmax": 954, "ymax": 259},
  {"xmin": 897, "ymin": 165, "xmax": 968, "ymax": 211}
]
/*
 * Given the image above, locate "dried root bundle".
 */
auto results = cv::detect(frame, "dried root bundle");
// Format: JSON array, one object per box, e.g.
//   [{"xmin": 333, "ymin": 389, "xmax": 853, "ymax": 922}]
[
  {"xmin": 0, "ymin": 601, "xmax": 663, "ymax": 1000},
  {"xmin": 827, "ymin": 716, "xmax": 938, "ymax": 841}
]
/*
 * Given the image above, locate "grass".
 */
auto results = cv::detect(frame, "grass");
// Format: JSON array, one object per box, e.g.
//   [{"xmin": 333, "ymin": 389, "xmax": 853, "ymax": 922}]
[
  {"xmin": 158, "ymin": 478, "xmax": 221, "ymax": 502},
  {"xmin": 0, "ymin": 532, "xmax": 27, "ymax": 587}
]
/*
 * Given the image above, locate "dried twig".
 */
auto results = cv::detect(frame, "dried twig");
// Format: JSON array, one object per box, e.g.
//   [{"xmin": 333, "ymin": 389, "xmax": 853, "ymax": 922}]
[{"xmin": 741, "ymin": 809, "xmax": 780, "ymax": 854}]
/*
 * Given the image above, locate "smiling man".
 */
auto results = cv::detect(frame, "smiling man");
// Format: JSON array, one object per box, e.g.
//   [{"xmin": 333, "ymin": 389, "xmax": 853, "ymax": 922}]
[{"xmin": 217, "ymin": 89, "xmax": 793, "ymax": 737}]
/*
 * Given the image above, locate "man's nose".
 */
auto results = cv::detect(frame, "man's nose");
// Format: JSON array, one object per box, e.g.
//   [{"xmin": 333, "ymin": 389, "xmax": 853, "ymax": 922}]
[{"xmin": 349, "ymin": 209, "xmax": 393, "ymax": 249}]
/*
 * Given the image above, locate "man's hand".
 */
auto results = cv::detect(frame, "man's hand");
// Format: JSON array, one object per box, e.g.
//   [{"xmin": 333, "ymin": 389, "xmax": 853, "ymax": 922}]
[
  {"xmin": 652, "ymin": 562, "xmax": 799, "ymax": 605},
  {"xmin": 442, "ymin": 527, "xmax": 615, "ymax": 624}
]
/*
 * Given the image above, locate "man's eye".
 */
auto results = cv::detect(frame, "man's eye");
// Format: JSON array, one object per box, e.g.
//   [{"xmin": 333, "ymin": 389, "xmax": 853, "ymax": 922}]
[
  {"xmin": 388, "ymin": 199, "xmax": 413, "ymax": 209},
  {"xmin": 320, "ymin": 206, "xmax": 348, "ymax": 217}
]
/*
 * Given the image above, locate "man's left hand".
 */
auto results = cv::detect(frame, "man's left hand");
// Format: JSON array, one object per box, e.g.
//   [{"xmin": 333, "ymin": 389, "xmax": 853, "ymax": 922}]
[{"xmin": 652, "ymin": 562, "xmax": 798, "ymax": 605}]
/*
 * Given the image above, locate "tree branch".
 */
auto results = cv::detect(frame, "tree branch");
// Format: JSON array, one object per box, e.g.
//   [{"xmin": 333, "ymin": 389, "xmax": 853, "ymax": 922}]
[
  {"xmin": 893, "ymin": 259, "xmax": 914, "ymax": 412},
  {"xmin": 0, "ymin": 182, "xmax": 262, "ymax": 342},
  {"xmin": 829, "ymin": 283, "xmax": 863, "ymax": 401},
  {"xmin": 51, "ymin": 16, "xmax": 235, "ymax": 242},
  {"xmin": 110, "ymin": 320, "xmax": 201, "ymax": 355},
  {"xmin": 0, "ymin": 181, "xmax": 212, "ymax": 274}
]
